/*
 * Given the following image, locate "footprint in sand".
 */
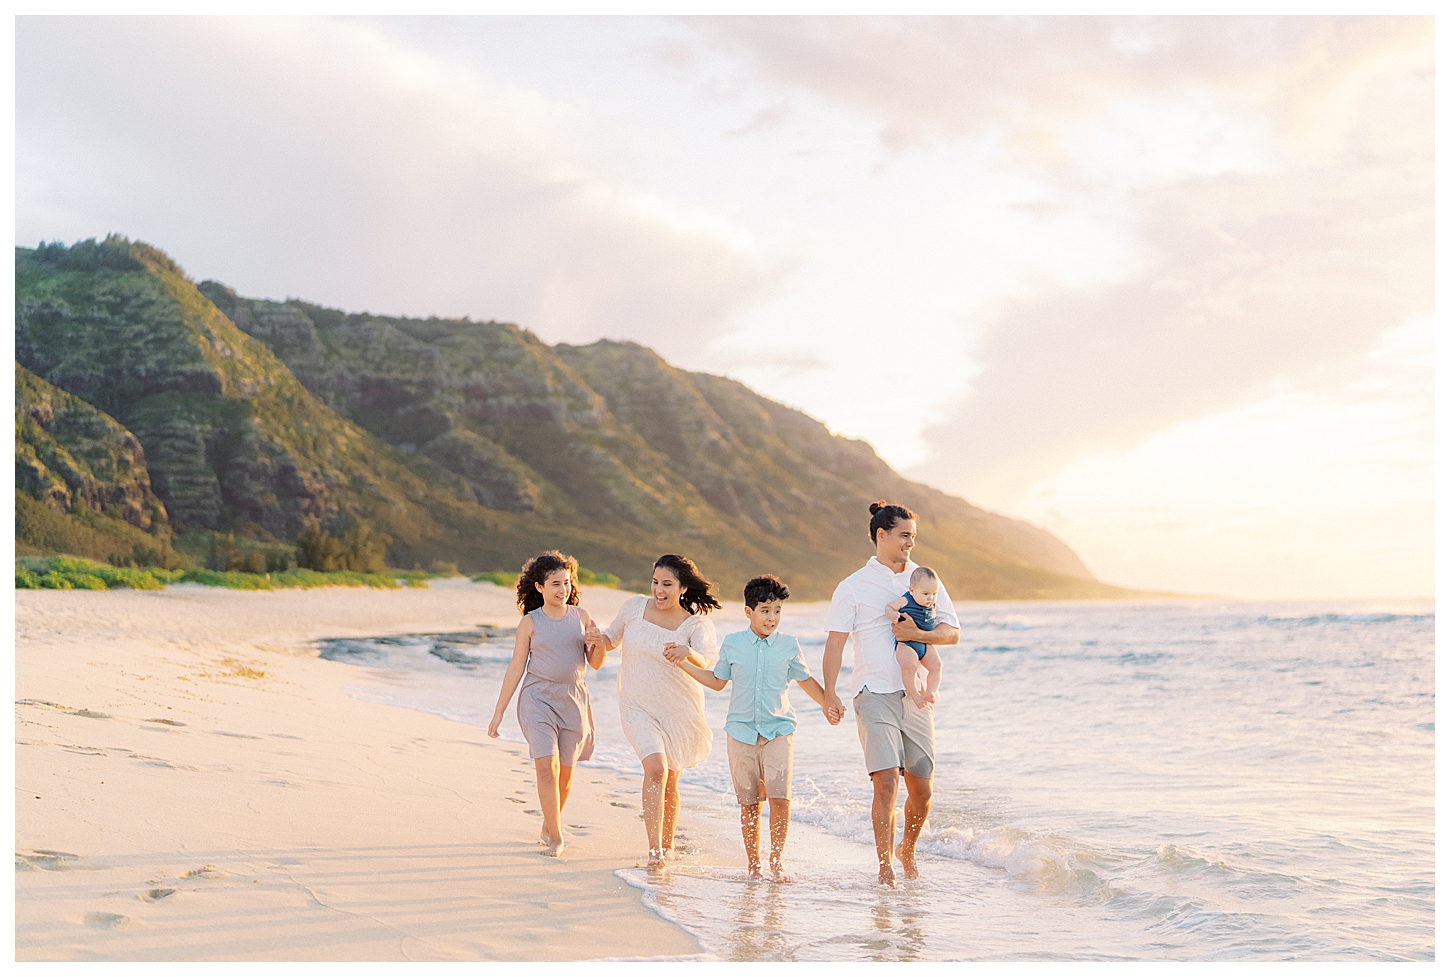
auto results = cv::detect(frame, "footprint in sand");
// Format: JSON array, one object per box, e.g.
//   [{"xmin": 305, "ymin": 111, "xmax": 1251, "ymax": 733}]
[
  {"xmin": 83, "ymin": 912, "xmax": 137, "ymax": 929},
  {"xmin": 611, "ymin": 801, "xmax": 633, "ymax": 809},
  {"xmin": 506, "ymin": 797, "xmax": 526, "ymax": 804},
  {"xmin": 16, "ymin": 849, "xmax": 80, "ymax": 871},
  {"xmin": 69, "ymin": 709, "xmax": 112, "ymax": 719},
  {"xmin": 183, "ymin": 865, "xmax": 229, "ymax": 879},
  {"xmin": 146, "ymin": 718, "xmax": 187, "ymax": 727},
  {"xmin": 131, "ymin": 756, "xmax": 200, "ymax": 771},
  {"xmin": 139, "ymin": 888, "xmax": 176, "ymax": 903}
]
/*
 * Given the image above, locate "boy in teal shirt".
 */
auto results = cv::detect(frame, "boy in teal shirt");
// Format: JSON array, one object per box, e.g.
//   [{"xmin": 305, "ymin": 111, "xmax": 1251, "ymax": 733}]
[{"xmin": 665, "ymin": 574, "xmax": 842, "ymax": 881}]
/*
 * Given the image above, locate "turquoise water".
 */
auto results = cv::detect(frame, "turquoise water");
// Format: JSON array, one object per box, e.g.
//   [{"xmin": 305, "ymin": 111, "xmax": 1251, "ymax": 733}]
[{"xmin": 319, "ymin": 598, "xmax": 1434, "ymax": 960}]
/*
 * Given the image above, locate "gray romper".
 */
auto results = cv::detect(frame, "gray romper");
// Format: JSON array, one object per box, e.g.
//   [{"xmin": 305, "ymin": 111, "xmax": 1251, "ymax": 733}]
[{"xmin": 517, "ymin": 606, "xmax": 595, "ymax": 764}]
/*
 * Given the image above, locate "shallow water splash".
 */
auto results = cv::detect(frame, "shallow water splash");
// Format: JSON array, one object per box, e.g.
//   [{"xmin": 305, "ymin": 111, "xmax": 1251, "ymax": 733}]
[{"xmin": 320, "ymin": 598, "xmax": 1433, "ymax": 960}]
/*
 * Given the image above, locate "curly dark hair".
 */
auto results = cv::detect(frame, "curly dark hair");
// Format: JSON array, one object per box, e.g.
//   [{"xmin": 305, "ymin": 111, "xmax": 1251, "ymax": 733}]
[
  {"xmin": 743, "ymin": 574, "xmax": 790, "ymax": 608},
  {"xmin": 654, "ymin": 554, "xmax": 722, "ymax": 616},
  {"xmin": 868, "ymin": 500, "xmax": 918, "ymax": 544},
  {"xmin": 515, "ymin": 550, "xmax": 580, "ymax": 614}
]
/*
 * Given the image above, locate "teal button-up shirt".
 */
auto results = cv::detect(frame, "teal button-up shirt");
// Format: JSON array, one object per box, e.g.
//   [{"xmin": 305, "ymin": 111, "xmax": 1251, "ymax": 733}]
[{"xmin": 712, "ymin": 629, "xmax": 812, "ymax": 745}]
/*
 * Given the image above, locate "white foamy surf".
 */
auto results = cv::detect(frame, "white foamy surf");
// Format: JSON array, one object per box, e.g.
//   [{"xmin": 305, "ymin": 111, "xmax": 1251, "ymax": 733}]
[{"xmin": 319, "ymin": 597, "xmax": 1434, "ymax": 961}]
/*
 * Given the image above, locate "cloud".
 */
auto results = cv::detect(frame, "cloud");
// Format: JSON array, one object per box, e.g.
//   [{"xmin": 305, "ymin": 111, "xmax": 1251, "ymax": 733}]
[
  {"xmin": 15, "ymin": 16, "xmax": 778, "ymax": 361},
  {"xmin": 689, "ymin": 16, "xmax": 1430, "ymax": 161},
  {"xmin": 682, "ymin": 17, "xmax": 1432, "ymax": 505}
]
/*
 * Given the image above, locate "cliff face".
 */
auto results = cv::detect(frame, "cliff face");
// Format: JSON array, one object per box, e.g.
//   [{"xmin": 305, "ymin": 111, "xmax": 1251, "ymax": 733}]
[
  {"xmin": 15, "ymin": 362, "xmax": 166, "ymax": 531},
  {"xmin": 16, "ymin": 236, "xmax": 1123, "ymax": 599}
]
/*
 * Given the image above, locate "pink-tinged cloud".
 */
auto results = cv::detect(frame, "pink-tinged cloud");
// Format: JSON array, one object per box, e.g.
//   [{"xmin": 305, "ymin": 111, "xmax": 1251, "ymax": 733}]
[
  {"xmin": 15, "ymin": 16, "xmax": 779, "ymax": 364},
  {"xmin": 684, "ymin": 16, "xmax": 1432, "ymax": 506}
]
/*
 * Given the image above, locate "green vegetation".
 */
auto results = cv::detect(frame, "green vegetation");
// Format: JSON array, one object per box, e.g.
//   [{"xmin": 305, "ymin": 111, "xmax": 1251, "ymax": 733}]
[
  {"xmin": 16, "ymin": 494, "xmax": 184, "ymax": 569},
  {"xmin": 470, "ymin": 571, "xmax": 520, "ymax": 587},
  {"xmin": 15, "ymin": 236, "xmax": 1159, "ymax": 601},
  {"xmin": 15, "ymin": 554, "xmax": 429, "ymax": 592},
  {"xmin": 175, "ymin": 567, "xmax": 403, "ymax": 590},
  {"xmin": 16, "ymin": 555, "xmax": 182, "ymax": 591},
  {"xmin": 577, "ymin": 568, "xmax": 619, "ymax": 587}
]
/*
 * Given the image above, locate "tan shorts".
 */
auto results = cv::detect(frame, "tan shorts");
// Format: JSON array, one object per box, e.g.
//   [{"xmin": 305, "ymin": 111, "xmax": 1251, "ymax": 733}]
[
  {"xmin": 854, "ymin": 690, "xmax": 934, "ymax": 779},
  {"xmin": 726, "ymin": 733, "xmax": 793, "ymax": 805}
]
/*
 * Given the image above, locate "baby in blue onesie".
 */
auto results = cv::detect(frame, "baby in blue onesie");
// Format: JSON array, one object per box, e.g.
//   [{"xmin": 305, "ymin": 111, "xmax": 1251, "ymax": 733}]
[{"xmin": 886, "ymin": 566, "xmax": 943, "ymax": 709}]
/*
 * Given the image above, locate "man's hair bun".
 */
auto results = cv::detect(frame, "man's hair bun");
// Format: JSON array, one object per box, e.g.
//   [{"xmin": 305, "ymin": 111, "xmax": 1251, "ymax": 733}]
[{"xmin": 868, "ymin": 500, "xmax": 887, "ymax": 515}]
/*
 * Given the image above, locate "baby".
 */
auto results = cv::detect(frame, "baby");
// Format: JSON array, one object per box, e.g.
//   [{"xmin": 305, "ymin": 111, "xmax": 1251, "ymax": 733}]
[{"xmin": 887, "ymin": 566, "xmax": 943, "ymax": 709}]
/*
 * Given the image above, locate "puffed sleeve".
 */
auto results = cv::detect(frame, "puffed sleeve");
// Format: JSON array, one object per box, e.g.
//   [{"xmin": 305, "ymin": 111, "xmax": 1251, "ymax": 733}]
[
  {"xmin": 686, "ymin": 615, "xmax": 718, "ymax": 667},
  {"xmin": 604, "ymin": 594, "xmax": 644, "ymax": 644}
]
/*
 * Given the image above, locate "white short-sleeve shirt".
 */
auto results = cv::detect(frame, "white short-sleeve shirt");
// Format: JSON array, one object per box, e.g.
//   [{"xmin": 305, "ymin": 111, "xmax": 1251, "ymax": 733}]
[{"xmin": 825, "ymin": 557, "xmax": 960, "ymax": 698}]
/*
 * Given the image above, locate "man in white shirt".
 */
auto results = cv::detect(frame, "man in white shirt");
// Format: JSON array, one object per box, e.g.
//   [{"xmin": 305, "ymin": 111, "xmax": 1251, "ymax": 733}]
[{"xmin": 822, "ymin": 501, "xmax": 960, "ymax": 887}]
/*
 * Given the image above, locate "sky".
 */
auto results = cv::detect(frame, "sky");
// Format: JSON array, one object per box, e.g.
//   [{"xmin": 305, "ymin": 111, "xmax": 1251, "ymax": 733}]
[{"xmin": 13, "ymin": 15, "xmax": 1435, "ymax": 599}]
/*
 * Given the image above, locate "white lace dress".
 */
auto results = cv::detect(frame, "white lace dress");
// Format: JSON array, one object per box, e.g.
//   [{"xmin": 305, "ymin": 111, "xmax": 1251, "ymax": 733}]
[{"xmin": 605, "ymin": 594, "xmax": 718, "ymax": 769}]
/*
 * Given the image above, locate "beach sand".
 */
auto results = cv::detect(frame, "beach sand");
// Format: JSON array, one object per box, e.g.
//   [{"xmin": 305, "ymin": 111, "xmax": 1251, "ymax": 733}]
[{"xmin": 14, "ymin": 579, "xmax": 704, "ymax": 961}]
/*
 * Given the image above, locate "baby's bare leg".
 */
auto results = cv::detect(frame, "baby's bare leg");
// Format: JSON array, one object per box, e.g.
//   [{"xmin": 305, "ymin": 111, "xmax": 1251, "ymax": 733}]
[
  {"xmin": 896, "ymin": 643, "xmax": 927, "ymax": 708},
  {"xmin": 921, "ymin": 646, "xmax": 943, "ymax": 703}
]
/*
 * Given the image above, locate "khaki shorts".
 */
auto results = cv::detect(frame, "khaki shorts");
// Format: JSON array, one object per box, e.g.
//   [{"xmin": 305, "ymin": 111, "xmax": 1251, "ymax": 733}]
[
  {"xmin": 726, "ymin": 733, "xmax": 793, "ymax": 805},
  {"xmin": 854, "ymin": 690, "xmax": 934, "ymax": 779}
]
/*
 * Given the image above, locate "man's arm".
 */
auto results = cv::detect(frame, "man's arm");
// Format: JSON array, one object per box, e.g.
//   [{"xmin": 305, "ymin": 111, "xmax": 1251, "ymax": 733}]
[
  {"xmin": 891, "ymin": 618, "xmax": 960, "ymax": 646},
  {"xmin": 822, "ymin": 631, "xmax": 849, "ymax": 714}
]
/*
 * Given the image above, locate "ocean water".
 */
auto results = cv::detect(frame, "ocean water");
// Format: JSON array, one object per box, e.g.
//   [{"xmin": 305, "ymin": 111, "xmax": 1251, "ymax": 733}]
[{"xmin": 317, "ymin": 597, "xmax": 1434, "ymax": 961}]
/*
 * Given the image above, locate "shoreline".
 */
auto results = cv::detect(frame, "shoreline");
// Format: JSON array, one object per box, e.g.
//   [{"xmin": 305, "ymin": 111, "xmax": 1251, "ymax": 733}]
[{"xmin": 14, "ymin": 580, "xmax": 703, "ymax": 961}]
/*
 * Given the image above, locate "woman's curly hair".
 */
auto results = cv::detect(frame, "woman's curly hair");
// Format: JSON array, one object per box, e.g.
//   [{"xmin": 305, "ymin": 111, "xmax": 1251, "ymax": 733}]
[
  {"xmin": 654, "ymin": 554, "xmax": 722, "ymax": 616},
  {"xmin": 515, "ymin": 550, "xmax": 580, "ymax": 614}
]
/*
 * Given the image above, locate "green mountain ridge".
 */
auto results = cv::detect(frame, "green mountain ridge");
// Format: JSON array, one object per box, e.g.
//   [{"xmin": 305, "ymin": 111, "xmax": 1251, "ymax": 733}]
[{"xmin": 16, "ymin": 236, "xmax": 1149, "ymax": 600}]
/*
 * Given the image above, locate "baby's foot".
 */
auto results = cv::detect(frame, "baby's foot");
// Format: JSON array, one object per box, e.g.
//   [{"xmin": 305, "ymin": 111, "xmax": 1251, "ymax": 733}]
[
  {"xmin": 906, "ymin": 689, "xmax": 928, "ymax": 709},
  {"xmin": 922, "ymin": 689, "xmax": 938, "ymax": 705}
]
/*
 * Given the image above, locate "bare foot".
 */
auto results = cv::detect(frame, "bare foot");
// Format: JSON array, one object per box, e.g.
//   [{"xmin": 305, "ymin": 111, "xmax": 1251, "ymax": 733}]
[
  {"xmin": 541, "ymin": 840, "xmax": 566, "ymax": 858},
  {"xmin": 877, "ymin": 862, "xmax": 897, "ymax": 887},
  {"xmin": 895, "ymin": 843, "xmax": 919, "ymax": 880},
  {"xmin": 747, "ymin": 863, "xmax": 763, "ymax": 881},
  {"xmin": 906, "ymin": 690, "xmax": 927, "ymax": 710},
  {"xmin": 647, "ymin": 849, "xmax": 667, "ymax": 870},
  {"xmin": 923, "ymin": 689, "xmax": 938, "ymax": 705},
  {"xmin": 769, "ymin": 860, "xmax": 794, "ymax": 883}
]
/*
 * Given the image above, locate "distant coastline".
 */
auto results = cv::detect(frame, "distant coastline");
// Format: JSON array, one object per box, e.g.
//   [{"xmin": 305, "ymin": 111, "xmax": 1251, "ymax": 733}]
[{"xmin": 18, "ymin": 235, "xmax": 1159, "ymax": 601}]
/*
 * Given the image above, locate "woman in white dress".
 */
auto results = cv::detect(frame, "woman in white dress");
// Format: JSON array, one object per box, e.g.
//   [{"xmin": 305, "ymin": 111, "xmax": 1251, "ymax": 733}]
[{"xmin": 588, "ymin": 554, "xmax": 720, "ymax": 868}]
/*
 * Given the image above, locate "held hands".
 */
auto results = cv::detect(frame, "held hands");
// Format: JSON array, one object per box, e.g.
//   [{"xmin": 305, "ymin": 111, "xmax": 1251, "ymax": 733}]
[
  {"xmin": 584, "ymin": 625, "xmax": 605, "ymax": 655},
  {"xmin": 661, "ymin": 641, "xmax": 689, "ymax": 665},
  {"xmin": 822, "ymin": 695, "xmax": 845, "ymax": 726}
]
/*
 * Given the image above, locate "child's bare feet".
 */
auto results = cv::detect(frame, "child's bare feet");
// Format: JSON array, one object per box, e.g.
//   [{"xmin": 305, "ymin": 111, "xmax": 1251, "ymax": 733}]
[
  {"xmin": 646, "ymin": 848, "xmax": 667, "ymax": 870},
  {"xmin": 895, "ymin": 843, "xmax": 919, "ymax": 880},
  {"xmin": 877, "ymin": 861, "xmax": 897, "ymax": 887},
  {"xmin": 922, "ymin": 689, "xmax": 938, "ymax": 705},
  {"xmin": 768, "ymin": 859, "xmax": 794, "ymax": 883},
  {"xmin": 747, "ymin": 862, "xmax": 763, "ymax": 881},
  {"xmin": 906, "ymin": 689, "xmax": 928, "ymax": 709}
]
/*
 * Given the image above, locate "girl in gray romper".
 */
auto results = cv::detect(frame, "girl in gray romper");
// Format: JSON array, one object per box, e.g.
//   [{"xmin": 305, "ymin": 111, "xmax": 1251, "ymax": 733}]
[{"xmin": 488, "ymin": 551, "xmax": 604, "ymax": 857}]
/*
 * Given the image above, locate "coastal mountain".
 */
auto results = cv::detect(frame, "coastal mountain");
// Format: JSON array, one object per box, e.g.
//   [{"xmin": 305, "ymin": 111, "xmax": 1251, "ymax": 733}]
[{"xmin": 16, "ymin": 236, "xmax": 1136, "ymax": 599}]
